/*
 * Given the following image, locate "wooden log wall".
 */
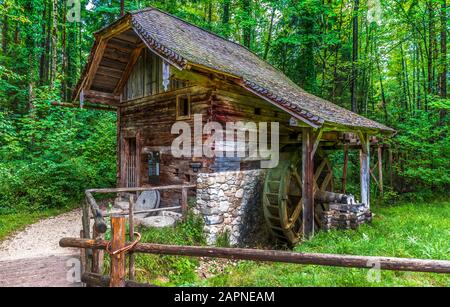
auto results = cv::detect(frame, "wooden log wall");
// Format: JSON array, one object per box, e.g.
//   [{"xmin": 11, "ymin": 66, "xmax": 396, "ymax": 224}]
[{"xmin": 118, "ymin": 85, "xmax": 212, "ymax": 206}]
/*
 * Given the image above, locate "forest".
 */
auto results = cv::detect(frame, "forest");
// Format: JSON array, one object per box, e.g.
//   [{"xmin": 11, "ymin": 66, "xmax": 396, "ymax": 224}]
[{"xmin": 0, "ymin": 0, "xmax": 448, "ymax": 213}]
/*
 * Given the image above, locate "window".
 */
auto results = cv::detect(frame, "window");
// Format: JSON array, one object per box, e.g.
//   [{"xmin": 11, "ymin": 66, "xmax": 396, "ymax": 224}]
[
  {"xmin": 254, "ymin": 108, "xmax": 261, "ymax": 115},
  {"xmin": 176, "ymin": 94, "xmax": 191, "ymax": 120}
]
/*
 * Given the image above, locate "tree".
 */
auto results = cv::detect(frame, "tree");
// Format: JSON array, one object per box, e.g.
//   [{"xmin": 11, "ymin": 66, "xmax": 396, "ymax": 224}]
[
  {"xmin": 242, "ymin": 0, "xmax": 251, "ymax": 48},
  {"xmin": 350, "ymin": 0, "xmax": 359, "ymax": 113}
]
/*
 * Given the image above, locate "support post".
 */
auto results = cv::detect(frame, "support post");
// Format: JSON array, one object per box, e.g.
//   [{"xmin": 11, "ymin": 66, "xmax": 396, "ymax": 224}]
[
  {"xmin": 82, "ymin": 198, "xmax": 91, "ymax": 273},
  {"xmin": 110, "ymin": 216, "xmax": 126, "ymax": 287},
  {"xmin": 181, "ymin": 187, "xmax": 188, "ymax": 218},
  {"xmin": 129, "ymin": 195, "xmax": 135, "ymax": 281},
  {"xmin": 302, "ymin": 128, "xmax": 315, "ymax": 239},
  {"xmin": 91, "ymin": 226, "xmax": 102, "ymax": 274},
  {"xmin": 377, "ymin": 145, "xmax": 384, "ymax": 196},
  {"xmin": 359, "ymin": 133, "xmax": 370, "ymax": 208},
  {"xmin": 342, "ymin": 145, "xmax": 348, "ymax": 193}
]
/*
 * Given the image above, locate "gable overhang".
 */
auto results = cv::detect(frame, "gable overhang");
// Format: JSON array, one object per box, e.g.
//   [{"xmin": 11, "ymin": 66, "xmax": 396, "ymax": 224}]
[{"xmin": 72, "ymin": 13, "xmax": 393, "ymax": 135}]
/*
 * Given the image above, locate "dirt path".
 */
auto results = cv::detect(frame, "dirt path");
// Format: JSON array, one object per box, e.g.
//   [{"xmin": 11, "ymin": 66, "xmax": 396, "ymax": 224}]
[{"xmin": 0, "ymin": 209, "xmax": 83, "ymax": 287}]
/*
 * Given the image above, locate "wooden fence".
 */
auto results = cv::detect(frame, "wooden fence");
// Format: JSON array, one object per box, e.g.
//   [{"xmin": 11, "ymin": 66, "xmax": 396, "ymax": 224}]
[
  {"xmin": 81, "ymin": 185, "xmax": 195, "ymax": 276},
  {"xmin": 63, "ymin": 211, "xmax": 450, "ymax": 287}
]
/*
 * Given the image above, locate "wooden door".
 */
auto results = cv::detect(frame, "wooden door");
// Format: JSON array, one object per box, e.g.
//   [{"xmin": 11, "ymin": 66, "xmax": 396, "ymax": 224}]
[{"xmin": 125, "ymin": 137, "xmax": 137, "ymax": 188}]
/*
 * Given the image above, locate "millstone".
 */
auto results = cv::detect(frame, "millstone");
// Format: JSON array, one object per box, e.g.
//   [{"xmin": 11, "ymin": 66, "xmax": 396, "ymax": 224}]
[
  {"xmin": 135, "ymin": 190, "xmax": 161, "ymax": 211},
  {"xmin": 137, "ymin": 216, "xmax": 176, "ymax": 228}
]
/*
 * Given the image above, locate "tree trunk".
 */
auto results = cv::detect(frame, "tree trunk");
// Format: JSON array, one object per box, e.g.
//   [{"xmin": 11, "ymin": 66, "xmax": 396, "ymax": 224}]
[
  {"xmin": 62, "ymin": 1, "xmax": 68, "ymax": 101},
  {"xmin": 427, "ymin": 1, "xmax": 434, "ymax": 98},
  {"xmin": 376, "ymin": 55, "xmax": 388, "ymax": 121},
  {"xmin": 2, "ymin": 6, "xmax": 8, "ymax": 54},
  {"xmin": 439, "ymin": 0, "xmax": 447, "ymax": 98},
  {"xmin": 50, "ymin": 0, "xmax": 58, "ymax": 89},
  {"xmin": 222, "ymin": 0, "xmax": 231, "ymax": 38},
  {"xmin": 121, "ymin": 0, "xmax": 125, "ymax": 17},
  {"xmin": 207, "ymin": 1, "xmax": 212, "ymax": 29},
  {"xmin": 350, "ymin": 0, "xmax": 359, "ymax": 113},
  {"xmin": 242, "ymin": 0, "xmax": 251, "ymax": 48},
  {"xmin": 263, "ymin": 7, "xmax": 275, "ymax": 60},
  {"xmin": 439, "ymin": 0, "xmax": 447, "ymax": 122}
]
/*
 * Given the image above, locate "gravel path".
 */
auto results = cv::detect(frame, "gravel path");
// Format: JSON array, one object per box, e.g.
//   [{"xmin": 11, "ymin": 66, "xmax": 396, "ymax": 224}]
[{"xmin": 0, "ymin": 209, "xmax": 82, "ymax": 261}]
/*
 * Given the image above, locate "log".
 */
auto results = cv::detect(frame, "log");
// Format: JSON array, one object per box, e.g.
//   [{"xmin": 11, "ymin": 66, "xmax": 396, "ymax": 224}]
[
  {"xmin": 85, "ymin": 191, "xmax": 108, "ymax": 233},
  {"xmin": 90, "ymin": 206, "xmax": 182, "ymax": 218},
  {"xmin": 59, "ymin": 238, "xmax": 450, "ymax": 274},
  {"xmin": 82, "ymin": 273, "xmax": 156, "ymax": 288},
  {"xmin": 86, "ymin": 184, "xmax": 196, "ymax": 194},
  {"xmin": 314, "ymin": 190, "xmax": 349, "ymax": 203}
]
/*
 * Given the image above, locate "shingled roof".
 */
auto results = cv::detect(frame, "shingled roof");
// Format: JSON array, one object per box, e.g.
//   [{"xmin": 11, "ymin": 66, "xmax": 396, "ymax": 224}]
[{"xmin": 80, "ymin": 7, "xmax": 394, "ymax": 133}]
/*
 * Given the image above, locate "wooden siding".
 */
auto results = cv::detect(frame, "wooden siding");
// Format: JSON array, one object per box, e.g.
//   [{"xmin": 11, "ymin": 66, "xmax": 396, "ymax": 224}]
[{"xmin": 122, "ymin": 49, "xmax": 188, "ymax": 101}]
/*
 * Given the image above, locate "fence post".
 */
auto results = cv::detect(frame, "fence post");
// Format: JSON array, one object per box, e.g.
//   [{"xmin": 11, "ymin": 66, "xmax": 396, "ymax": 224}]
[
  {"xmin": 181, "ymin": 187, "xmax": 188, "ymax": 218},
  {"xmin": 110, "ymin": 216, "xmax": 126, "ymax": 287},
  {"xmin": 129, "ymin": 195, "xmax": 135, "ymax": 281},
  {"xmin": 82, "ymin": 198, "xmax": 91, "ymax": 274},
  {"xmin": 91, "ymin": 226, "xmax": 104, "ymax": 274}
]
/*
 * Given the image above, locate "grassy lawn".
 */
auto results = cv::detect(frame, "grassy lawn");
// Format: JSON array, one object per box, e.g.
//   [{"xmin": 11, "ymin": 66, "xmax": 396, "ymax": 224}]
[
  {"xmin": 0, "ymin": 206, "xmax": 77, "ymax": 241},
  {"xmin": 132, "ymin": 201, "xmax": 449, "ymax": 287}
]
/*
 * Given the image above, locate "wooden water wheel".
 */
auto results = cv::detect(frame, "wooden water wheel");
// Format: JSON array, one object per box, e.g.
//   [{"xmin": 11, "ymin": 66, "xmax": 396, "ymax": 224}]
[{"xmin": 262, "ymin": 150, "xmax": 334, "ymax": 245}]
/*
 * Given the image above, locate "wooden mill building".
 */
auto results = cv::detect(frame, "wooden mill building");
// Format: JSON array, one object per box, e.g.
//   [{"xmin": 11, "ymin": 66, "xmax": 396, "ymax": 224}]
[{"xmin": 72, "ymin": 8, "xmax": 394, "ymax": 245}]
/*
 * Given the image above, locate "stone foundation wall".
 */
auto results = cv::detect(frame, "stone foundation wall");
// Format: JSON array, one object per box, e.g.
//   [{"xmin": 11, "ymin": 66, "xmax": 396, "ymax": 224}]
[{"xmin": 195, "ymin": 170, "xmax": 268, "ymax": 245}]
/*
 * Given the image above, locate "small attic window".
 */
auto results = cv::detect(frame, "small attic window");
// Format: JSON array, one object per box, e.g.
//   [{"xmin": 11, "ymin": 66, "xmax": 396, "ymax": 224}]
[
  {"xmin": 176, "ymin": 94, "xmax": 191, "ymax": 120},
  {"xmin": 254, "ymin": 108, "xmax": 261, "ymax": 115}
]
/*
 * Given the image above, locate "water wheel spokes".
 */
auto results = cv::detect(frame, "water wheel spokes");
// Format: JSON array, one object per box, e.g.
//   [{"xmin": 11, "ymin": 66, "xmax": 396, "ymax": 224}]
[{"xmin": 263, "ymin": 150, "xmax": 334, "ymax": 245}]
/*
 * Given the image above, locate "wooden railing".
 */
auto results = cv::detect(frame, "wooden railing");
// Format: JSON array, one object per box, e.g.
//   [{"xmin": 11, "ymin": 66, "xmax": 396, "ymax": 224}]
[
  {"xmin": 81, "ymin": 184, "xmax": 196, "ymax": 277},
  {"xmin": 64, "ymin": 213, "xmax": 450, "ymax": 287}
]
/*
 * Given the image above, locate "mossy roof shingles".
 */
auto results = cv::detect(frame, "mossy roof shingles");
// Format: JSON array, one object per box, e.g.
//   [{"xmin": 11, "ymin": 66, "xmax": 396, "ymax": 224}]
[{"xmin": 103, "ymin": 8, "xmax": 394, "ymax": 132}]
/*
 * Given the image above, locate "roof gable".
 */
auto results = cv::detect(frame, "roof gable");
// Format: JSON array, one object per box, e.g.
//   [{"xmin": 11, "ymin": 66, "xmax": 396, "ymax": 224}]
[{"xmin": 76, "ymin": 7, "xmax": 393, "ymax": 133}]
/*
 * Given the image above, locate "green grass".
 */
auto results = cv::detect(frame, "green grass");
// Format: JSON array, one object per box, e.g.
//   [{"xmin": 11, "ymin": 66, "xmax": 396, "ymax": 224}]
[
  {"xmin": 0, "ymin": 206, "xmax": 77, "ymax": 241},
  {"xmin": 132, "ymin": 201, "xmax": 449, "ymax": 287},
  {"xmin": 203, "ymin": 201, "xmax": 450, "ymax": 287}
]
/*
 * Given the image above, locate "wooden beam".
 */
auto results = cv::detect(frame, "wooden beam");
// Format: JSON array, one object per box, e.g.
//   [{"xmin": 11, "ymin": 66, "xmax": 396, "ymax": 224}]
[
  {"xmin": 302, "ymin": 127, "xmax": 315, "ymax": 239},
  {"xmin": 52, "ymin": 101, "xmax": 116, "ymax": 112},
  {"xmin": 96, "ymin": 16, "xmax": 131, "ymax": 41},
  {"xmin": 110, "ymin": 216, "xmax": 126, "ymax": 287},
  {"xmin": 378, "ymin": 145, "xmax": 384, "ymax": 196},
  {"xmin": 114, "ymin": 45, "xmax": 145, "ymax": 95},
  {"xmin": 83, "ymin": 90, "xmax": 120, "ymax": 106},
  {"xmin": 312, "ymin": 128, "xmax": 324, "ymax": 156},
  {"xmin": 82, "ymin": 273, "xmax": 156, "ymax": 287},
  {"xmin": 61, "ymin": 238, "xmax": 450, "ymax": 274},
  {"xmin": 359, "ymin": 132, "xmax": 370, "ymax": 208},
  {"xmin": 342, "ymin": 145, "xmax": 349, "ymax": 193},
  {"xmin": 84, "ymin": 39, "xmax": 108, "ymax": 91}
]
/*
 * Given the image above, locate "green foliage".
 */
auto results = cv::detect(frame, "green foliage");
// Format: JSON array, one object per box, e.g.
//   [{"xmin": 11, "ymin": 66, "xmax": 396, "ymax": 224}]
[
  {"xmin": 215, "ymin": 229, "xmax": 231, "ymax": 248},
  {"xmin": 129, "ymin": 212, "xmax": 205, "ymax": 286},
  {"xmin": 388, "ymin": 108, "xmax": 449, "ymax": 196},
  {"xmin": 0, "ymin": 91, "xmax": 116, "ymax": 212}
]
